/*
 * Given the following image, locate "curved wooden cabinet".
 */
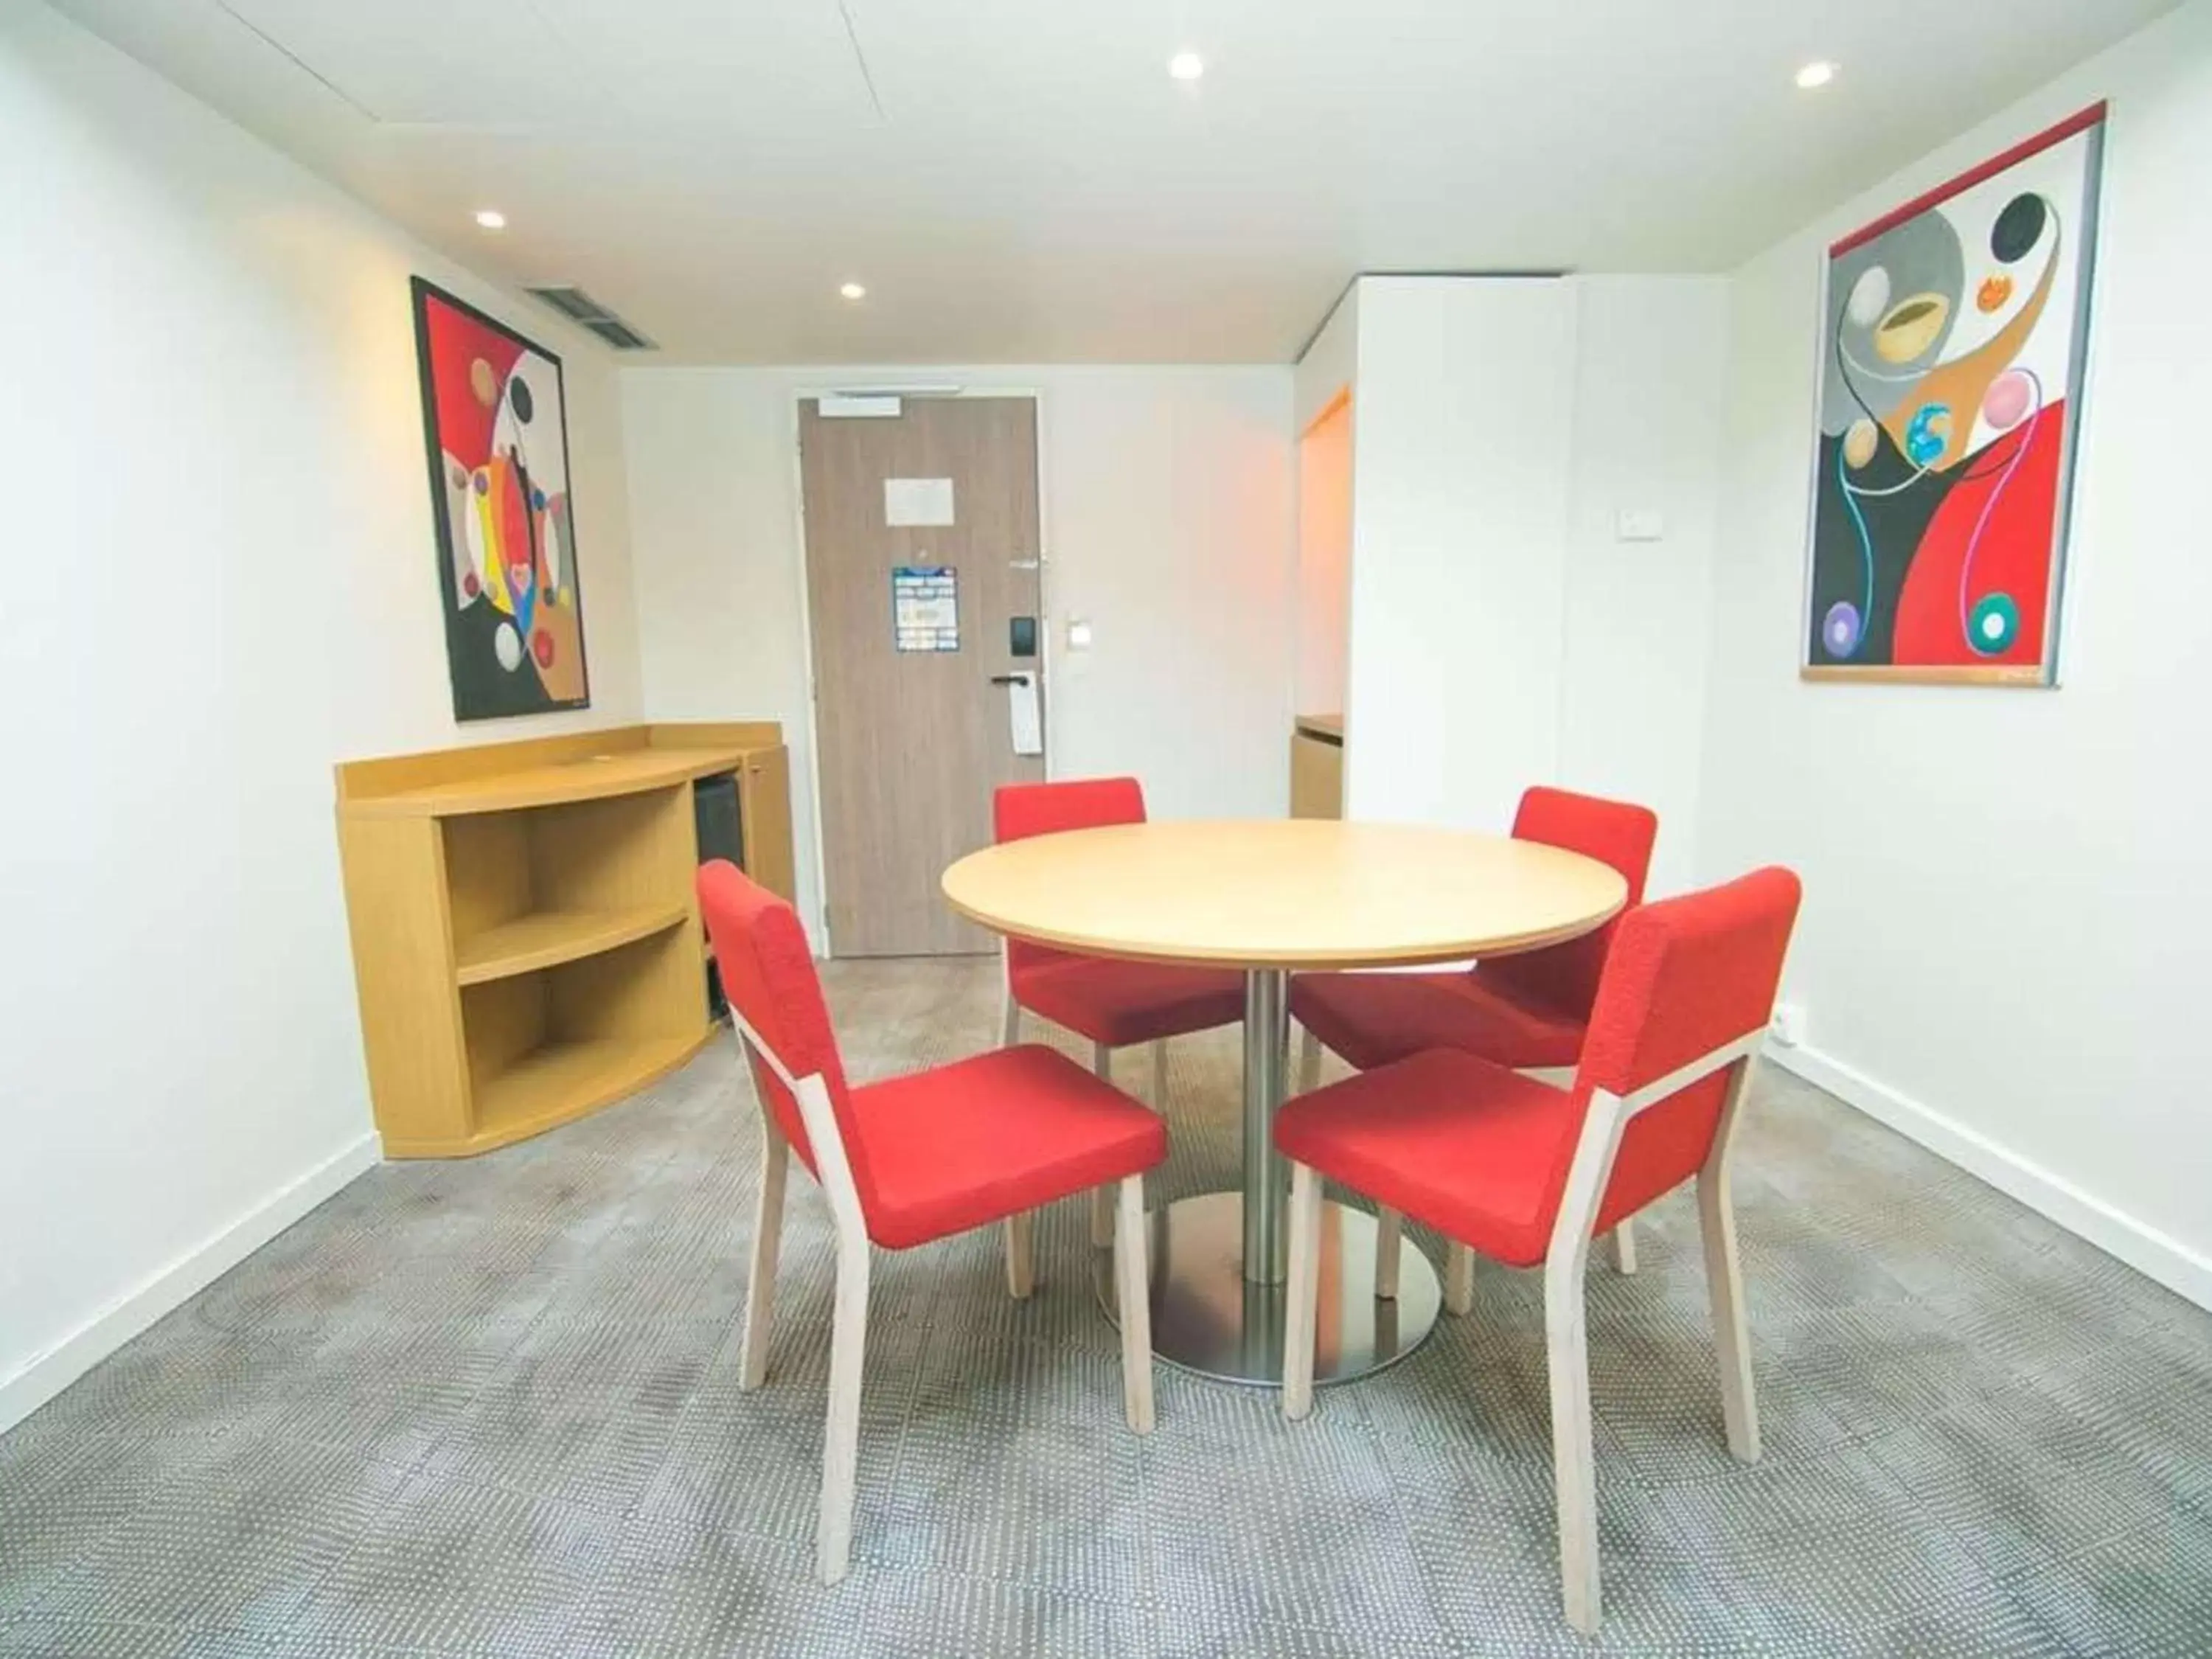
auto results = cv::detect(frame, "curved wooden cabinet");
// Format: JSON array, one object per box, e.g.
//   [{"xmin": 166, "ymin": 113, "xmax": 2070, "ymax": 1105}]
[{"xmin": 334, "ymin": 721, "xmax": 792, "ymax": 1158}]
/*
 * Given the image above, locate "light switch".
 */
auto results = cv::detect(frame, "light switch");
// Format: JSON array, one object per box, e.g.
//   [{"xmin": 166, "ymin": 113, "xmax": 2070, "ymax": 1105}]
[
  {"xmin": 1615, "ymin": 509, "xmax": 1666, "ymax": 543},
  {"xmin": 1066, "ymin": 617, "xmax": 1094, "ymax": 650}
]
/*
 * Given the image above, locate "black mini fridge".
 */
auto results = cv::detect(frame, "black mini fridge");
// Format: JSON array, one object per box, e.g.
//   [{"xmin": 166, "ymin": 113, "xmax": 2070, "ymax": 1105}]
[{"xmin": 694, "ymin": 772, "xmax": 744, "ymax": 1018}]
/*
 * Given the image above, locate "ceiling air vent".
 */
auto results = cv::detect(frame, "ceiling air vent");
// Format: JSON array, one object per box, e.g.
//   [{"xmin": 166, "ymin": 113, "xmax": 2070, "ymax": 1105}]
[{"xmin": 525, "ymin": 286, "xmax": 658, "ymax": 352}]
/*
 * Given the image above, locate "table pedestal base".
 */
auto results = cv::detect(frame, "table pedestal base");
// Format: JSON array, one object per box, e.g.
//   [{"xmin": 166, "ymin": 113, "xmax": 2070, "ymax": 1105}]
[{"xmin": 1091, "ymin": 1192, "xmax": 1441, "ymax": 1385}]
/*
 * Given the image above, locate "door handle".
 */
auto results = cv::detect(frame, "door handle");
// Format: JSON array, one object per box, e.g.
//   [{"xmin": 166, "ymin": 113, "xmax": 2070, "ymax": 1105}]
[{"xmin": 989, "ymin": 673, "xmax": 1027, "ymax": 686}]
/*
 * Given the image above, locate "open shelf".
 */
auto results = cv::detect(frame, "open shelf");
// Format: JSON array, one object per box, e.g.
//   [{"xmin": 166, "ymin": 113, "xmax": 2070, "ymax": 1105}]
[
  {"xmin": 426, "ymin": 925, "xmax": 705, "ymax": 1158},
  {"xmin": 455, "ymin": 902, "xmax": 689, "ymax": 986},
  {"xmin": 465, "ymin": 1033, "xmax": 703, "ymax": 1152}
]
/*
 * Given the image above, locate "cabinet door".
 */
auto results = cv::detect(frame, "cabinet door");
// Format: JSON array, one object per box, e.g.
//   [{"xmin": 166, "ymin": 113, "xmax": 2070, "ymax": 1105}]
[
  {"xmin": 1290, "ymin": 731, "xmax": 1343, "ymax": 820},
  {"xmin": 740, "ymin": 745, "xmax": 797, "ymax": 902}
]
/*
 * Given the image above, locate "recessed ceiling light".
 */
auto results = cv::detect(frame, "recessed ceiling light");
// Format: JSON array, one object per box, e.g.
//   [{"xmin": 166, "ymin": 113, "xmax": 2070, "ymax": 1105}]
[
  {"xmin": 473, "ymin": 209, "xmax": 507, "ymax": 230},
  {"xmin": 840, "ymin": 282, "xmax": 867, "ymax": 301},
  {"xmin": 1168, "ymin": 50, "xmax": 1205, "ymax": 82},
  {"xmin": 1795, "ymin": 60, "xmax": 1838, "ymax": 91}
]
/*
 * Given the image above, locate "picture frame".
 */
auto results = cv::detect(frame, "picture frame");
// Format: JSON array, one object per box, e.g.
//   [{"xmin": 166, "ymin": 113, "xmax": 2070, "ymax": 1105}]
[
  {"xmin": 1800, "ymin": 105, "xmax": 2105, "ymax": 686},
  {"xmin": 410, "ymin": 276, "xmax": 592, "ymax": 720}
]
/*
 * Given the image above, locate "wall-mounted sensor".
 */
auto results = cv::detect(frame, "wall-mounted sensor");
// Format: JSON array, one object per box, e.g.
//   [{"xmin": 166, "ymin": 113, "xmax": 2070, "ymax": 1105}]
[
  {"xmin": 1067, "ymin": 618, "xmax": 1094, "ymax": 651},
  {"xmin": 1770, "ymin": 1002, "xmax": 1807, "ymax": 1047}
]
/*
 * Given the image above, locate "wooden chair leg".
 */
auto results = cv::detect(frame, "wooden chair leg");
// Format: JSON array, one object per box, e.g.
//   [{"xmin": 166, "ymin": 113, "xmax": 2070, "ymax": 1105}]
[
  {"xmin": 1543, "ymin": 1259, "xmax": 1602, "ymax": 1635},
  {"xmin": 740, "ymin": 1118, "xmax": 789, "ymax": 1389},
  {"xmin": 1090, "ymin": 1043, "xmax": 1116, "ymax": 1246},
  {"xmin": 1297, "ymin": 1026, "xmax": 1321, "ymax": 1093},
  {"xmin": 1523, "ymin": 1068, "xmax": 1636, "ymax": 1279},
  {"xmin": 1114, "ymin": 1175, "xmax": 1155, "ymax": 1433},
  {"xmin": 1697, "ymin": 1169, "xmax": 1761, "ymax": 1462},
  {"xmin": 1281, "ymin": 1161, "xmax": 1324, "ymax": 1420},
  {"xmin": 1374, "ymin": 1206, "xmax": 1402, "ymax": 1300},
  {"xmin": 815, "ymin": 1237, "xmax": 871, "ymax": 1585},
  {"xmin": 1004, "ymin": 1212, "xmax": 1035, "ymax": 1300},
  {"xmin": 1443, "ymin": 1242, "xmax": 1475, "ymax": 1315}
]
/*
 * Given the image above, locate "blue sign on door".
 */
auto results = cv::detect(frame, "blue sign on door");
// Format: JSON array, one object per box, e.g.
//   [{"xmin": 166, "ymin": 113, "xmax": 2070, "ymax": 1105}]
[{"xmin": 892, "ymin": 566, "xmax": 959, "ymax": 652}]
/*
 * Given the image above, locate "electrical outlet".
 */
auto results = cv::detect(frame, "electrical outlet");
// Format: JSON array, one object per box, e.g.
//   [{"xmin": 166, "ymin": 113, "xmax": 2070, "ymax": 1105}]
[
  {"xmin": 1769, "ymin": 1002, "xmax": 1807, "ymax": 1048},
  {"xmin": 1615, "ymin": 509, "xmax": 1666, "ymax": 543}
]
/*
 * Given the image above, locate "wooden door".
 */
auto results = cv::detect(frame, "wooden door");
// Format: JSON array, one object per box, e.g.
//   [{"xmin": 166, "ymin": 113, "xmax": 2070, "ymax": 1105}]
[{"xmin": 800, "ymin": 395, "xmax": 1044, "ymax": 956}]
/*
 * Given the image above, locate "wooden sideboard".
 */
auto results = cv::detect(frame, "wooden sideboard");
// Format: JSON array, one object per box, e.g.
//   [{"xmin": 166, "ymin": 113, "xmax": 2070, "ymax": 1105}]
[
  {"xmin": 1290, "ymin": 713, "xmax": 1344, "ymax": 819},
  {"xmin": 333, "ymin": 720, "xmax": 793, "ymax": 1158}
]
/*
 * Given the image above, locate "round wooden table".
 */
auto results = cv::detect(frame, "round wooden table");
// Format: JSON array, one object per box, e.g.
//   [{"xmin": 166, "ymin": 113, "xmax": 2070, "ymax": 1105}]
[{"xmin": 941, "ymin": 820, "xmax": 1627, "ymax": 1385}]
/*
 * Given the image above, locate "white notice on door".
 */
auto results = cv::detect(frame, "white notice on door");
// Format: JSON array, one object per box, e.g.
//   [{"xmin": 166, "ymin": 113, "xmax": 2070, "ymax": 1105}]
[
  {"xmin": 884, "ymin": 477, "xmax": 956, "ymax": 526},
  {"xmin": 1006, "ymin": 671, "xmax": 1043, "ymax": 757}
]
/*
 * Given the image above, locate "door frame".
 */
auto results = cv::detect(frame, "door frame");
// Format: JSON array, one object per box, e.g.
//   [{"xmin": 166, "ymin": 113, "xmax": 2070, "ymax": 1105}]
[{"xmin": 786, "ymin": 384, "xmax": 1056, "ymax": 957}]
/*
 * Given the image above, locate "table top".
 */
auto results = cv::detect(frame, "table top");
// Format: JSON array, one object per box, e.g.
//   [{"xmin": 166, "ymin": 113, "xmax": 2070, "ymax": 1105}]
[{"xmin": 940, "ymin": 819, "xmax": 1628, "ymax": 970}]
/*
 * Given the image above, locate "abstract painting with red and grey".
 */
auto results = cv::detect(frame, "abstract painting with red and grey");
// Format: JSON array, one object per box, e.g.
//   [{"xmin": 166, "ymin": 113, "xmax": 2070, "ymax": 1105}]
[
  {"xmin": 412, "ymin": 278, "xmax": 590, "ymax": 720},
  {"xmin": 1805, "ymin": 106, "xmax": 2104, "ymax": 685}
]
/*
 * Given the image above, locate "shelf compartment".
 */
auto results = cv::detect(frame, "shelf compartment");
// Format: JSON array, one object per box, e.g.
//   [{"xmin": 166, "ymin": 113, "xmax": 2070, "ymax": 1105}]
[
  {"xmin": 466, "ymin": 1033, "xmax": 703, "ymax": 1152},
  {"xmin": 429, "ymin": 926, "xmax": 705, "ymax": 1158},
  {"xmin": 454, "ymin": 902, "xmax": 689, "ymax": 986}
]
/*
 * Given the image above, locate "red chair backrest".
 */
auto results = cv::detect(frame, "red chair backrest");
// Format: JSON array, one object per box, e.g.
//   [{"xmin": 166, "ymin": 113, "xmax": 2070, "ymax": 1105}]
[
  {"xmin": 1570, "ymin": 866, "xmax": 1802, "ymax": 1232},
  {"xmin": 1480, "ymin": 786, "xmax": 1660, "ymax": 1017},
  {"xmin": 698, "ymin": 860, "xmax": 874, "ymax": 1206},
  {"xmin": 991, "ymin": 777, "xmax": 1147, "ymax": 977}
]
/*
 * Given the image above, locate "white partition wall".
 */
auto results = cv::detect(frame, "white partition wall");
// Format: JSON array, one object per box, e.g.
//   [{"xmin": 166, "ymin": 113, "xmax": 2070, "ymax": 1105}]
[
  {"xmin": 1557, "ymin": 276, "xmax": 1731, "ymax": 898},
  {"xmin": 1305, "ymin": 276, "xmax": 1579, "ymax": 832},
  {"xmin": 1297, "ymin": 274, "xmax": 1726, "ymax": 859}
]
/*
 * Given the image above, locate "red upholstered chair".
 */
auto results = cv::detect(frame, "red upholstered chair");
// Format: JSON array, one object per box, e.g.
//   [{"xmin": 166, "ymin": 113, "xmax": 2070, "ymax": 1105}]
[
  {"xmin": 995, "ymin": 778, "xmax": 1245, "ymax": 1246},
  {"xmin": 1278, "ymin": 867, "xmax": 1801, "ymax": 1635},
  {"xmin": 699, "ymin": 860, "xmax": 1166, "ymax": 1585},
  {"xmin": 1290, "ymin": 786, "xmax": 1658, "ymax": 1293}
]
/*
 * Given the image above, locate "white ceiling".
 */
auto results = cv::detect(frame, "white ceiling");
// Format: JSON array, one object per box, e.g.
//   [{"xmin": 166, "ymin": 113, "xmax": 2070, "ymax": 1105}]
[{"xmin": 55, "ymin": 0, "xmax": 2172, "ymax": 364}]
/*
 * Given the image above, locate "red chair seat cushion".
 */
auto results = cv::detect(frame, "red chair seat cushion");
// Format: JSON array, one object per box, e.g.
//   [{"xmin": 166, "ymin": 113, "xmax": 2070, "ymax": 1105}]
[
  {"xmin": 1290, "ymin": 970, "xmax": 1585, "ymax": 1074},
  {"xmin": 850, "ymin": 1044, "xmax": 1168, "ymax": 1248},
  {"xmin": 1013, "ymin": 957, "xmax": 1245, "ymax": 1048},
  {"xmin": 1274, "ymin": 1048, "xmax": 1579, "ymax": 1268}
]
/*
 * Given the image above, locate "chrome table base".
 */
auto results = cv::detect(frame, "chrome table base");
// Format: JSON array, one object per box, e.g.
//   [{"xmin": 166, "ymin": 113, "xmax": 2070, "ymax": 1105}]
[
  {"xmin": 1091, "ymin": 1192, "xmax": 1442, "ymax": 1385},
  {"xmin": 1088, "ymin": 965, "xmax": 1441, "ymax": 1383}
]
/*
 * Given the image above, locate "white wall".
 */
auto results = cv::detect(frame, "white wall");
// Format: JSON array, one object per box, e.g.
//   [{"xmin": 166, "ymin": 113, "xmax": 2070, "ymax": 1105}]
[
  {"xmin": 1327, "ymin": 272, "xmax": 1725, "ymax": 890},
  {"xmin": 623, "ymin": 366, "xmax": 1296, "ymax": 945},
  {"xmin": 1292, "ymin": 287, "xmax": 1358, "ymax": 720},
  {"xmin": 0, "ymin": 2, "xmax": 644, "ymax": 1427},
  {"xmin": 1559, "ymin": 276, "xmax": 1731, "ymax": 897},
  {"xmin": 1343, "ymin": 277, "xmax": 1577, "ymax": 832},
  {"xmin": 1700, "ymin": 0, "xmax": 2212, "ymax": 1305},
  {"xmin": 1294, "ymin": 400, "xmax": 1354, "ymax": 717},
  {"xmin": 1293, "ymin": 284, "xmax": 1359, "ymax": 433}
]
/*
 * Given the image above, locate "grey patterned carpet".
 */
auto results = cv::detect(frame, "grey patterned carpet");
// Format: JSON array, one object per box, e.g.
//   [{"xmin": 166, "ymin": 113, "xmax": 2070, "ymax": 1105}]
[{"xmin": 3, "ymin": 956, "xmax": 2209, "ymax": 1658}]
